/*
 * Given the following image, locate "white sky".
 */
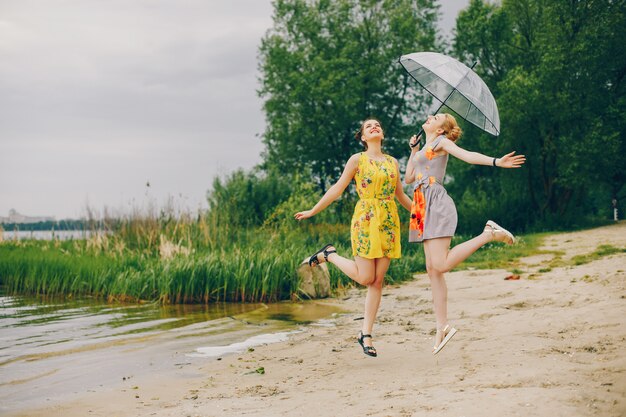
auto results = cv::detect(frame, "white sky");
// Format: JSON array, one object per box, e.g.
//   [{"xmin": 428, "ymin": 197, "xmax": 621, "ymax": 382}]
[{"xmin": 0, "ymin": 0, "xmax": 468, "ymax": 220}]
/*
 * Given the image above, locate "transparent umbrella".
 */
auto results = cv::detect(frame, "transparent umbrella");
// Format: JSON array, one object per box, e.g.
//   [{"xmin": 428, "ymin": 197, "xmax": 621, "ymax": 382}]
[{"xmin": 399, "ymin": 52, "xmax": 500, "ymax": 146}]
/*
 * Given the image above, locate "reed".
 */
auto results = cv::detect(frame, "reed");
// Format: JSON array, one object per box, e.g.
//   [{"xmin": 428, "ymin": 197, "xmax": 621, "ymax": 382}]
[
  {"xmin": 0, "ymin": 206, "xmax": 543, "ymax": 303},
  {"xmin": 0, "ymin": 224, "xmax": 309, "ymax": 303}
]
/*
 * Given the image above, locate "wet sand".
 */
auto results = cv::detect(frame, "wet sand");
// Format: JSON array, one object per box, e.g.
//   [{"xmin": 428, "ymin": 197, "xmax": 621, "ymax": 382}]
[{"xmin": 8, "ymin": 222, "xmax": 626, "ymax": 417}]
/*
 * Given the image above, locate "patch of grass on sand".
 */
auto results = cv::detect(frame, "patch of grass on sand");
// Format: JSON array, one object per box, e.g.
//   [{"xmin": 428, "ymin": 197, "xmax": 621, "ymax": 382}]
[
  {"xmin": 581, "ymin": 274, "xmax": 596, "ymax": 283},
  {"xmin": 549, "ymin": 256, "xmax": 567, "ymax": 268},
  {"xmin": 570, "ymin": 245, "xmax": 626, "ymax": 266},
  {"xmin": 506, "ymin": 301, "xmax": 528, "ymax": 310}
]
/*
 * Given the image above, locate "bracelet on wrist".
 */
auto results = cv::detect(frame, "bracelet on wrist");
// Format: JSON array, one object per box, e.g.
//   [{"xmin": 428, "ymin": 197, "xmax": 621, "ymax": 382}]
[{"xmin": 492, "ymin": 157, "xmax": 497, "ymax": 167}]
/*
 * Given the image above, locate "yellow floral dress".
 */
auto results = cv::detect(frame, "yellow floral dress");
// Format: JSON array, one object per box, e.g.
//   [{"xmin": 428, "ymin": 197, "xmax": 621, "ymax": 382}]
[{"xmin": 351, "ymin": 153, "xmax": 401, "ymax": 259}]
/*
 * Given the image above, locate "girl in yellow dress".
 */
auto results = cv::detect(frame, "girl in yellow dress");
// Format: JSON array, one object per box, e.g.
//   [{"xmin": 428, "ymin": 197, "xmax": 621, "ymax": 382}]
[{"xmin": 295, "ymin": 118, "xmax": 412, "ymax": 357}]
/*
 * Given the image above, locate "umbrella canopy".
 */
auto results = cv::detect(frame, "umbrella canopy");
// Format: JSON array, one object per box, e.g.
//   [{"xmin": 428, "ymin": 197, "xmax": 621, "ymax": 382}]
[{"xmin": 400, "ymin": 52, "xmax": 500, "ymax": 136}]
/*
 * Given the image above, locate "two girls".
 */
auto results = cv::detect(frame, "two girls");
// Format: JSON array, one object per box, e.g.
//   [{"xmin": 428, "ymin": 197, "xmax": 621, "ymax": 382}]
[{"xmin": 296, "ymin": 114, "xmax": 525, "ymax": 356}]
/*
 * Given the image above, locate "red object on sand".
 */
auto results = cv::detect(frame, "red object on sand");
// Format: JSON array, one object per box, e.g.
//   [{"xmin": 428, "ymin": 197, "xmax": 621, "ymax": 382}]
[{"xmin": 504, "ymin": 274, "xmax": 520, "ymax": 280}]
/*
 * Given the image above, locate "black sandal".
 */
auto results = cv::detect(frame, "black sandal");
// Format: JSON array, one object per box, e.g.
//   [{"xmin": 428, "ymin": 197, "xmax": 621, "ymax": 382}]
[
  {"xmin": 357, "ymin": 331, "xmax": 377, "ymax": 357},
  {"xmin": 307, "ymin": 244, "xmax": 336, "ymax": 267}
]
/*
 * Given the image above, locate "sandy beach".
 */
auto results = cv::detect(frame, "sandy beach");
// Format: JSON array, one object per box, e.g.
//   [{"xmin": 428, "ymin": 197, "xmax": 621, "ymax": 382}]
[{"xmin": 9, "ymin": 222, "xmax": 626, "ymax": 417}]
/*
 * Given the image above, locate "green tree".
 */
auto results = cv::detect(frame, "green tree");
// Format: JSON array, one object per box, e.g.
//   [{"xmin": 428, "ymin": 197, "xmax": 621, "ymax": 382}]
[
  {"xmin": 258, "ymin": 0, "xmax": 440, "ymax": 190},
  {"xmin": 450, "ymin": 0, "xmax": 626, "ymax": 231},
  {"xmin": 206, "ymin": 168, "xmax": 294, "ymax": 228}
]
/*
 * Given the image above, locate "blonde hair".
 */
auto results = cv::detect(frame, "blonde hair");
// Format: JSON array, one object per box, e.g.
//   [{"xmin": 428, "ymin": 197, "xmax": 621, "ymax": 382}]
[{"xmin": 440, "ymin": 113, "xmax": 462, "ymax": 142}]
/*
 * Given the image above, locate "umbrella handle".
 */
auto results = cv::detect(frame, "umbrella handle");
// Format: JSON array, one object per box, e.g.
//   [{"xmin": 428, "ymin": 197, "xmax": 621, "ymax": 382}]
[{"xmin": 409, "ymin": 128, "xmax": 425, "ymax": 149}]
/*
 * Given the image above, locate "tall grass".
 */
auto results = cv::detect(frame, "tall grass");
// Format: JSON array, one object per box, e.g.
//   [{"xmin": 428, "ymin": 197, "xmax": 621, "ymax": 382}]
[
  {"xmin": 0, "ymin": 198, "xmax": 545, "ymax": 303},
  {"xmin": 0, "ymin": 229, "xmax": 304, "ymax": 303}
]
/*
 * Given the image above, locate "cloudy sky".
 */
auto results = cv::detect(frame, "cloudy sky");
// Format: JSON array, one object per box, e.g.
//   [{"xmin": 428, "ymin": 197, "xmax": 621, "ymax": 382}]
[{"xmin": 0, "ymin": 0, "xmax": 468, "ymax": 220}]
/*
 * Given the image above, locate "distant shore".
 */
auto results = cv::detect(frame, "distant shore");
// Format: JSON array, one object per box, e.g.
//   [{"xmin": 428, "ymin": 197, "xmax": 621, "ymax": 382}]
[
  {"xmin": 0, "ymin": 230, "xmax": 105, "ymax": 241},
  {"xmin": 8, "ymin": 222, "xmax": 625, "ymax": 417}
]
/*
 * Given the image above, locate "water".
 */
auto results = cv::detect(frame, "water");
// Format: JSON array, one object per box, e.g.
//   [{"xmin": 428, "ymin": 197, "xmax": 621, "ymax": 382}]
[
  {"xmin": 1, "ymin": 230, "xmax": 101, "ymax": 241},
  {"xmin": 0, "ymin": 294, "xmax": 343, "ymax": 413}
]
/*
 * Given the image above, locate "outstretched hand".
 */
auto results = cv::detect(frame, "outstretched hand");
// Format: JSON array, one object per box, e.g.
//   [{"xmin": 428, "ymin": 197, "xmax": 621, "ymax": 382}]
[
  {"xmin": 294, "ymin": 210, "xmax": 314, "ymax": 221},
  {"xmin": 498, "ymin": 151, "xmax": 526, "ymax": 168}
]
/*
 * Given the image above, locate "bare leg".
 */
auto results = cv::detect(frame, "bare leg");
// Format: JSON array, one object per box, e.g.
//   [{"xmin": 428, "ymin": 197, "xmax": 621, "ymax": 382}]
[
  {"xmin": 441, "ymin": 231, "xmax": 492, "ymax": 272},
  {"xmin": 422, "ymin": 224, "xmax": 513, "ymax": 348},
  {"xmin": 439, "ymin": 222, "xmax": 514, "ymax": 272},
  {"xmin": 323, "ymin": 251, "xmax": 375, "ymax": 286},
  {"xmin": 424, "ymin": 238, "xmax": 450, "ymax": 330},
  {"xmin": 360, "ymin": 257, "xmax": 391, "ymax": 351}
]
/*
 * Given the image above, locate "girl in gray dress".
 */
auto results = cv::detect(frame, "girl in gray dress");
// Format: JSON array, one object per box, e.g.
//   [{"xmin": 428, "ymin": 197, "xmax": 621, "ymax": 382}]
[{"xmin": 405, "ymin": 113, "xmax": 525, "ymax": 354}]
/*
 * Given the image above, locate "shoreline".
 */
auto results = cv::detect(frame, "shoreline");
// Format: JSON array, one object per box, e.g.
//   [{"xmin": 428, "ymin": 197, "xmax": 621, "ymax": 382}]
[{"xmin": 7, "ymin": 222, "xmax": 626, "ymax": 417}]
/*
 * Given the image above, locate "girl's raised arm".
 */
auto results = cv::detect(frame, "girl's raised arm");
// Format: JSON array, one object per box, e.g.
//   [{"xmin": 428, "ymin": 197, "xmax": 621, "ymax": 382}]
[
  {"xmin": 295, "ymin": 154, "xmax": 360, "ymax": 220},
  {"xmin": 438, "ymin": 138, "xmax": 526, "ymax": 168}
]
